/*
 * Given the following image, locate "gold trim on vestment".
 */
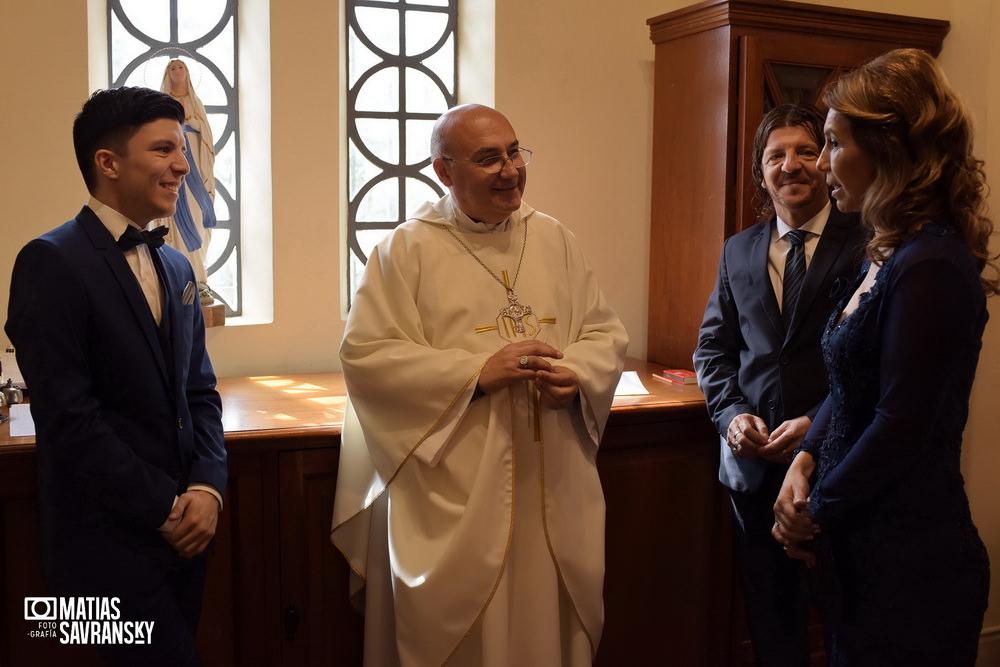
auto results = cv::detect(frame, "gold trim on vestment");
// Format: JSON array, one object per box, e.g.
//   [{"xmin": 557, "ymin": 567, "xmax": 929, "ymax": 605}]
[
  {"xmin": 331, "ymin": 540, "xmax": 365, "ymax": 581},
  {"xmin": 443, "ymin": 385, "xmax": 519, "ymax": 665},
  {"xmin": 478, "ymin": 318, "xmax": 554, "ymax": 338},
  {"xmin": 532, "ymin": 383, "xmax": 541, "ymax": 442},
  {"xmin": 330, "ymin": 361, "xmax": 487, "ymax": 544},
  {"xmin": 536, "ymin": 401, "xmax": 598, "ymax": 657}
]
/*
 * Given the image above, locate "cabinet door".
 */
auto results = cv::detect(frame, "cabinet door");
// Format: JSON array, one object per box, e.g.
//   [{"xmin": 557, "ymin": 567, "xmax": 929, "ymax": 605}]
[
  {"xmin": 596, "ymin": 418, "xmax": 729, "ymax": 666},
  {"xmin": 278, "ymin": 448, "xmax": 363, "ymax": 667},
  {"xmin": 735, "ymin": 34, "xmax": 896, "ymax": 231},
  {"xmin": 0, "ymin": 456, "xmax": 104, "ymax": 667}
]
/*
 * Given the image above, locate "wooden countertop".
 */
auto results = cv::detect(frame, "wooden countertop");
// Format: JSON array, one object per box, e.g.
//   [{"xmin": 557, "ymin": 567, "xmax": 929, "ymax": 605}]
[
  {"xmin": 218, "ymin": 374, "xmax": 348, "ymax": 442},
  {"xmin": 0, "ymin": 358, "xmax": 706, "ymax": 452}
]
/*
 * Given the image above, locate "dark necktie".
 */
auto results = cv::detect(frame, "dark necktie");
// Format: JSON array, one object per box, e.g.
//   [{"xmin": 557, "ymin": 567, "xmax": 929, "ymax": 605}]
[
  {"xmin": 783, "ymin": 229, "xmax": 807, "ymax": 323},
  {"xmin": 117, "ymin": 225, "xmax": 169, "ymax": 251}
]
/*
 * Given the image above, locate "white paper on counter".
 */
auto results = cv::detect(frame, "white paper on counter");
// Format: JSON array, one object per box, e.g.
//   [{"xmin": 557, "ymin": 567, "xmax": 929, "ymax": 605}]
[
  {"xmin": 614, "ymin": 370, "xmax": 650, "ymax": 396},
  {"xmin": 8, "ymin": 403, "xmax": 35, "ymax": 438}
]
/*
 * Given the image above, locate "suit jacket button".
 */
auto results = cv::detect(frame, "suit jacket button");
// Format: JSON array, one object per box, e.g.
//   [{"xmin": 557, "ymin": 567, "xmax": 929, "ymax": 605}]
[{"xmin": 178, "ymin": 418, "xmax": 184, "ymax": 429}]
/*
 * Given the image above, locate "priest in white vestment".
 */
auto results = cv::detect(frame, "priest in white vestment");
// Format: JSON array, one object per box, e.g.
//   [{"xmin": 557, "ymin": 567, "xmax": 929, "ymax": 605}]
[{"xmin": 331, "ymin": 104, "xmax": 628, "ymax": 666}]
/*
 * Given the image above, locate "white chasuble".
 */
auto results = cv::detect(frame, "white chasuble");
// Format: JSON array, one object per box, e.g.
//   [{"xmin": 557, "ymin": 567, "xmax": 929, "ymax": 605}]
[{"xmin": 332, "ymin": 195, "xmax": 628, "ymax": 666}]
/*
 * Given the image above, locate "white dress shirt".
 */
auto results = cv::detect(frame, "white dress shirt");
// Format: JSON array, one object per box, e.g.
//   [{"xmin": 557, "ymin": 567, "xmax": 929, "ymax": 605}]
[
  {"xmin": 89, "ymin": 196, "xmax": 164, "ymax": 325},
  {"xmin": 768, "ymin": 201, "xmax": 832, "ymax": 311}
]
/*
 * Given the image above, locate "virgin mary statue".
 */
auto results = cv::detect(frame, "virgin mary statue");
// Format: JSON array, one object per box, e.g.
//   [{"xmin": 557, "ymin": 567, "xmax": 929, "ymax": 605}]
[{"xmin": 156, "ymin": 58, "xmax": 217, "ymax": 301}]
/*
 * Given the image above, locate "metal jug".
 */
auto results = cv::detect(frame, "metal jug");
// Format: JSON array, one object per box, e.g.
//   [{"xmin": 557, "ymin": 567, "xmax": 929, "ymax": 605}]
[{"xmin": 2, "ymin": 379, "xmax": 22, "ymax": 405}]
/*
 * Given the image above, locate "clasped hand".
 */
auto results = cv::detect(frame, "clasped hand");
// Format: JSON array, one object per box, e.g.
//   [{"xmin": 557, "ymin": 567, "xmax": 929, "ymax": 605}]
[
  {"xmin": 772, "ymin": 451, "xmax": 820, "ymax": 566},
  {"xmin": 161, "ymin": 490, "xmax": 220, "ymax": 559},
  {"xmin": 727, "ymin": 414, "xmax": 810, "ymax": 463},
  {"xmin": 478, "ymin": 339, "xmax": 579, "ymax": 410}
]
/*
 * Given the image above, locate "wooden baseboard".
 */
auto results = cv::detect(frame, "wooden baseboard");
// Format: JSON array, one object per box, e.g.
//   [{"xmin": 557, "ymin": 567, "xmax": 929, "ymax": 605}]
[{"xmin": 978, "ymin": 625, "xmax": 1000, "ymax": 666}]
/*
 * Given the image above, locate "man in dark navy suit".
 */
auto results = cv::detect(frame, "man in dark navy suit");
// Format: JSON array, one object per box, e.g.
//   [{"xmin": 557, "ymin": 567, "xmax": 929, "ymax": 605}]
[
  {"xmin": 694, "ymin": 104, "xmax": 865, "ymax": 666},
  {"xmin": 6, "ymin": 87, "xmax": 227, "ymax": 666}
]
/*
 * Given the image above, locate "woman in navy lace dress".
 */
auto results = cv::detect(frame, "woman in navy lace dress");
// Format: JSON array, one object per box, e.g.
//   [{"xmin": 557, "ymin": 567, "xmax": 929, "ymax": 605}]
[{"xmin": 772, "ymin": 48, "xmax": 999, "ymax": 666}]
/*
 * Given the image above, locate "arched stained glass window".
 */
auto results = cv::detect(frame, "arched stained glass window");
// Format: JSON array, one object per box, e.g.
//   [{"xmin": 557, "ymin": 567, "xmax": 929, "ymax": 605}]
[
  {"xmin": 346, "ymin": 0, "xmax": 458, "ymax": 306},
  {"xmin": 108, "ymin": 0, "xmax": 242, "ymax": 316}
]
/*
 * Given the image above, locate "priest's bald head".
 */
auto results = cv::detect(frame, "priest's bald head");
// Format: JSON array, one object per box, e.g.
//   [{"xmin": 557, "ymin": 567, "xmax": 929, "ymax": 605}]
[{"xmin": 431, "ymin": 104, "xmax": 530, "ymax": 224}]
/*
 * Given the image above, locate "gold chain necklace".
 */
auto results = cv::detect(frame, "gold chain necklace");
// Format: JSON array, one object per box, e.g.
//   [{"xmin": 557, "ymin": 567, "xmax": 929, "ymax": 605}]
[{"xmin": 443, "ymin": 221, "xmax": 533, "ymax": 334}]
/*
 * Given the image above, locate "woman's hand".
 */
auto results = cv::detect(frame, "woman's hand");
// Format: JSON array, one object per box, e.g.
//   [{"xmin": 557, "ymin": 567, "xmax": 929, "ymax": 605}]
[{"xmin": 772, "ymin": 451, "xmax": 820, "ymax": 566}]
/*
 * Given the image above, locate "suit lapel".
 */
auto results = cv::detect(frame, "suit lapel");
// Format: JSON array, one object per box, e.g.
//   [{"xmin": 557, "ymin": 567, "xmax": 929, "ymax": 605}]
[
  {"xmin": 152, "ymin": 247, "xmax": 183, "ymax": 392},
  {"xmin": 785, "ymin": 207, "xmax": 855, "ymax": 336},
  {"xmin": 77, "ymin": 207, "xmax": 171, "ymax": 387}
]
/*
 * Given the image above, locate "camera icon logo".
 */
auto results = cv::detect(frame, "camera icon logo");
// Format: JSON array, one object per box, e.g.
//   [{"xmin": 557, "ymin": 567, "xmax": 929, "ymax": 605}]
[{"xmin": 24, "ymin": 597, "xmax": 57, "ymax": 621}]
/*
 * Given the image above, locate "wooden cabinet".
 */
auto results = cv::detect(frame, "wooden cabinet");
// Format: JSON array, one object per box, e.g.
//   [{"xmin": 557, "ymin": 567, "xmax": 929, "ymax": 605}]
[
  {"xmin": 201, "ymin": 443, "xmax": 365, "ymax": 665},
  {"xmin": 645, "ymin": 0, "xmax": 949, "ymax": 368},
  {"xmin": 598, "ymin": 397, "xmax": 729, "ymax": 666},
  {"xmin": 276, "ymin": 447, "xmax": 363, "ymax": 665},
  {"xmin": 0, "ymin": 363, "xmax": 728, "ymax": 666},
  {"xmin": 0, "ymin": 452, "xmax": 106, "ymax": 666}
]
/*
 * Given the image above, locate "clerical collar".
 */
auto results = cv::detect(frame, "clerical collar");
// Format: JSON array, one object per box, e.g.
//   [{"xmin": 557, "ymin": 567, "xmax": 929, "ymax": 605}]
[{"xmin": 452, "ymin": 203, "xmax": 510, "ymax": 234}]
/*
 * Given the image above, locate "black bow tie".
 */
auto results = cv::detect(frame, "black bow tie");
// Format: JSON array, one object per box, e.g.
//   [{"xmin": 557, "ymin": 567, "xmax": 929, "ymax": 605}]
[{"xmin": 117, "ymin": 225, "xmax": 169, "ymax": 251}]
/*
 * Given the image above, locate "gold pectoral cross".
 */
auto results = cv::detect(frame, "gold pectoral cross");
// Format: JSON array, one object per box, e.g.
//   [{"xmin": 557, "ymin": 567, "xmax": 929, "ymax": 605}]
[
  {"xmin": 500, "ymin": 291, "xmax": 532, "ymax": 334},
  {"xmin": 497, "ymin": 270, "xmax": 537, "ymax": 339},
  {"xmin": 472, "ymin": 271, "xmax": 550, "ymax": 340}
]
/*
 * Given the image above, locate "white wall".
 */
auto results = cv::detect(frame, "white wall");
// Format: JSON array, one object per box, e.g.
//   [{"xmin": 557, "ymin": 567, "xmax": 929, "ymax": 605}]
[{"xmin": 1, "ymin": 0, "xmax": 998, "ymax": 648}]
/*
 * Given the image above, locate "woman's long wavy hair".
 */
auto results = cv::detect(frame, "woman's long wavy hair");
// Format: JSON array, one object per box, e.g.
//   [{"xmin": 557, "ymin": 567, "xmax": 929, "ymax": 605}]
[{"xmin": 823, "ymin": 48, "xmax": 999, "ymax": 294}]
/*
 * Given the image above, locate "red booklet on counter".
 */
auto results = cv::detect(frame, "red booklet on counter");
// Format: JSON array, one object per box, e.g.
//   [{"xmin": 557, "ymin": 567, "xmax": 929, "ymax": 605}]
[{"xmin": 650, "ymin": 369, "xmax": 698, "ymax": 385}]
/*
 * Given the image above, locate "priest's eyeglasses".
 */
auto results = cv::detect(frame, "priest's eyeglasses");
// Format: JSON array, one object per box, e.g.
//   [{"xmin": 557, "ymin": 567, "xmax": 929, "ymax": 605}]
[{"xmin": 442, "ymin": 148, "xmax": 533, "ymax": 174}]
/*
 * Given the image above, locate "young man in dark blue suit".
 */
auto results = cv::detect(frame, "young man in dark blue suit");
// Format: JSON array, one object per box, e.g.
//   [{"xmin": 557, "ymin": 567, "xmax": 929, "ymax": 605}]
[
  {"xmin": 6, "ymin": 87, "xmax": 227, "ymax": 666},
  {"xmin": 694, "ymin": 104, "xmax": 865, "ymax": 666}
]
